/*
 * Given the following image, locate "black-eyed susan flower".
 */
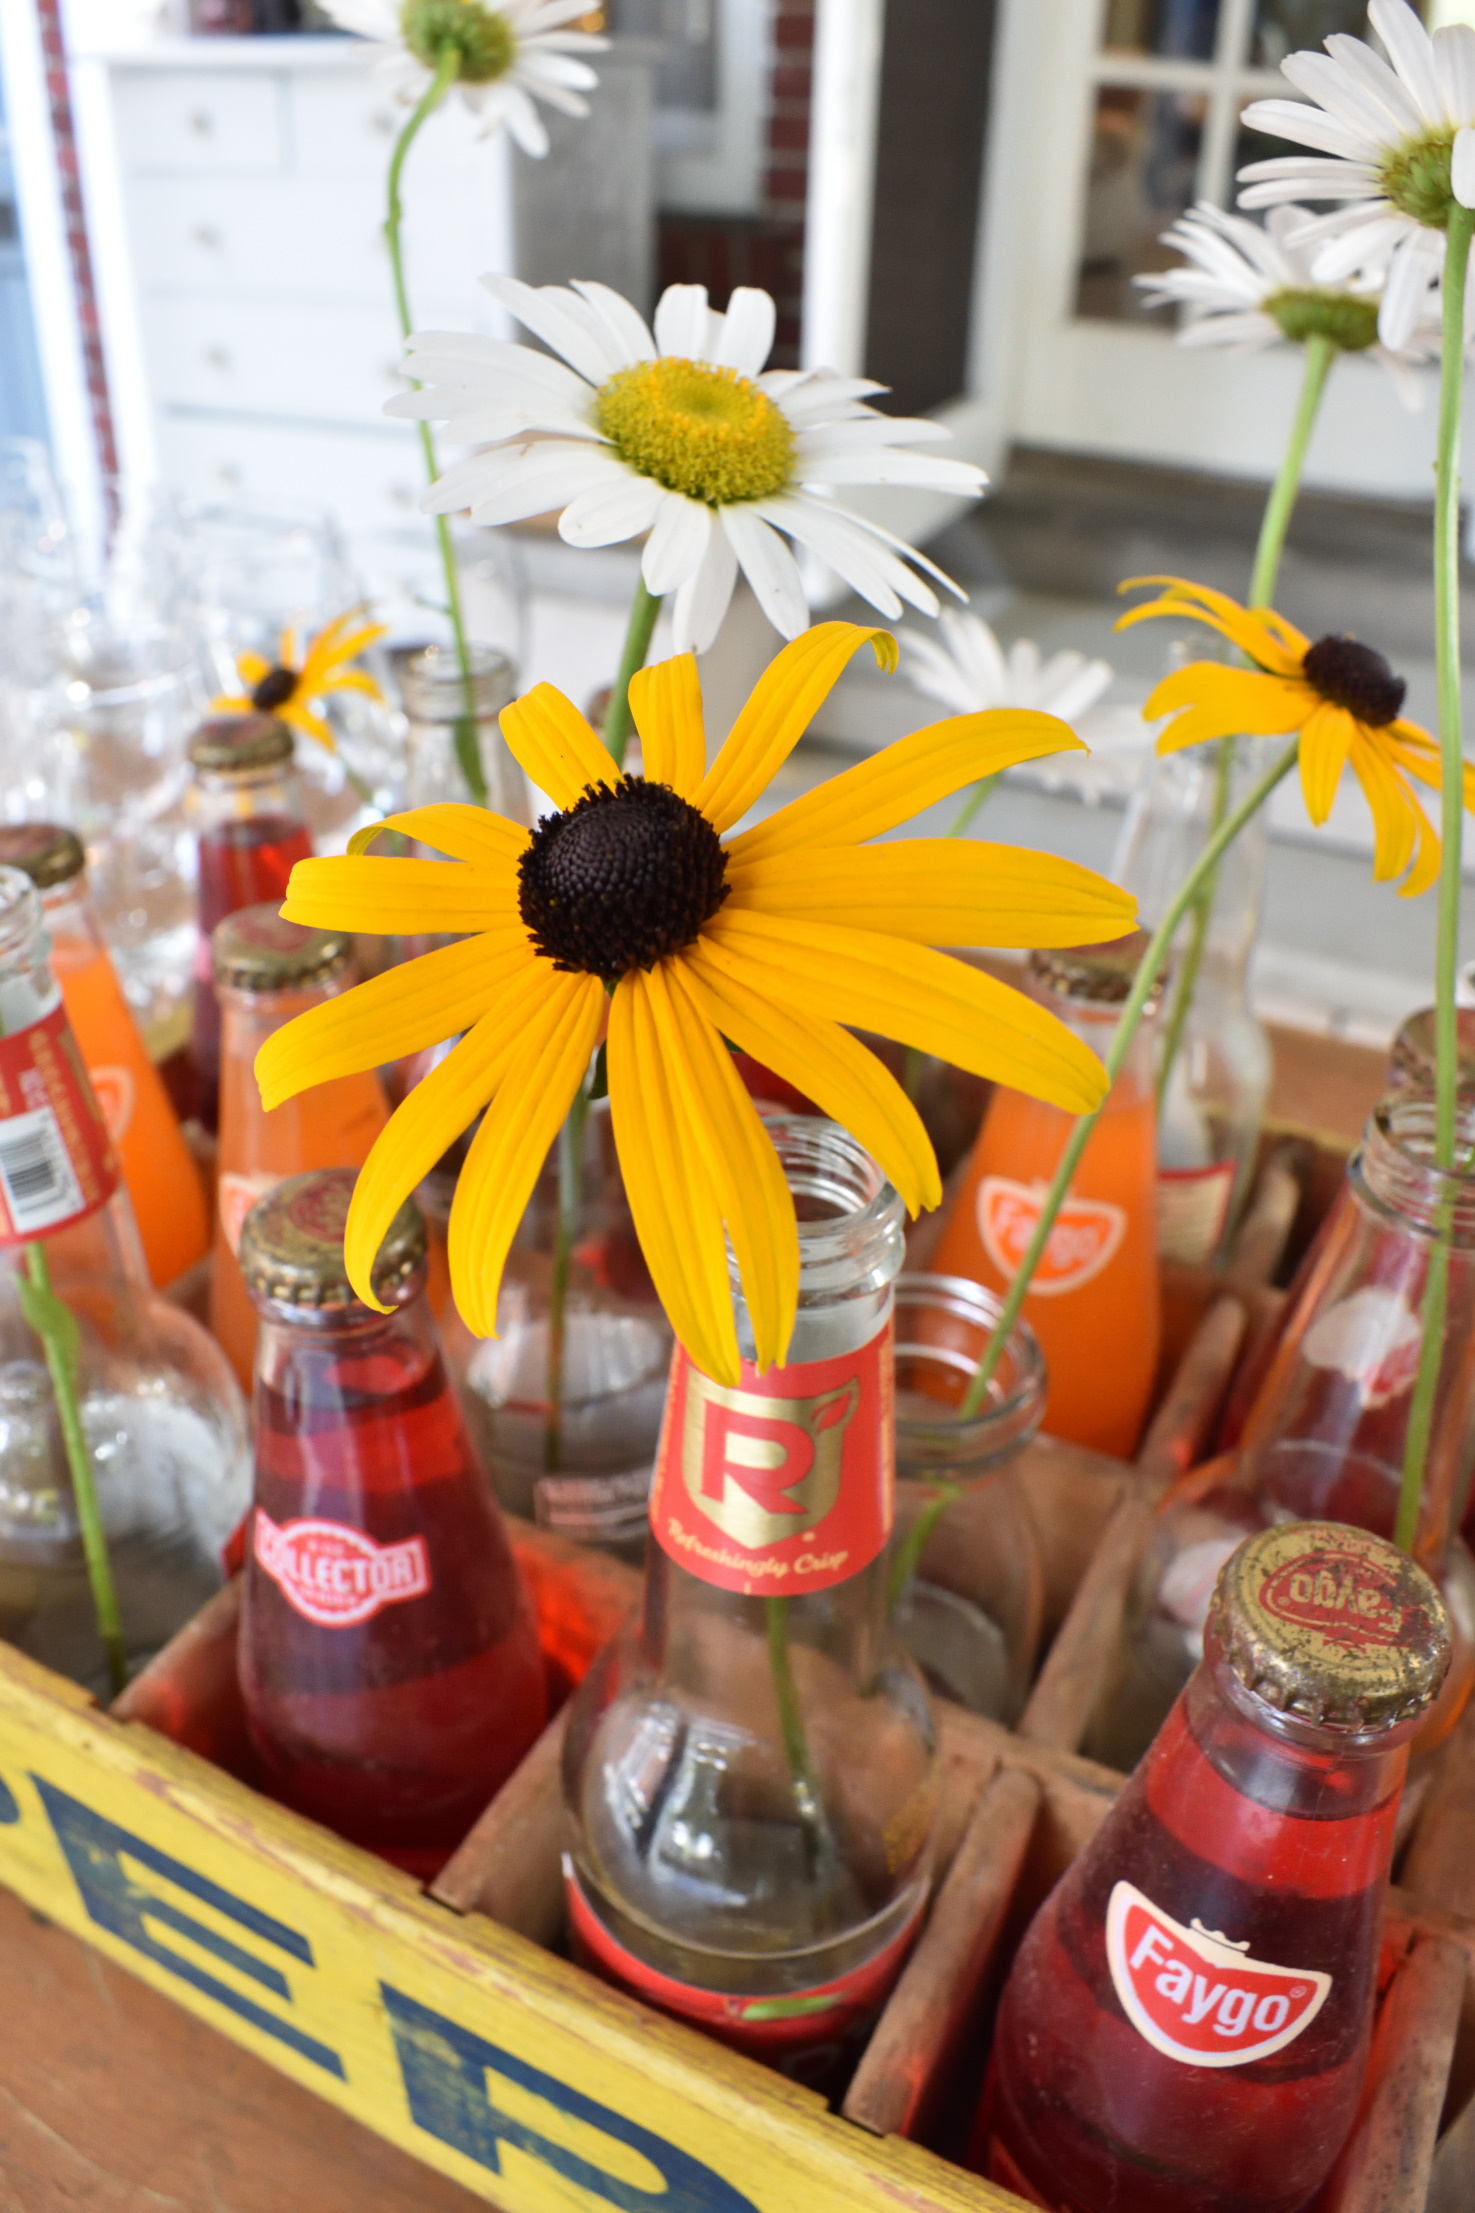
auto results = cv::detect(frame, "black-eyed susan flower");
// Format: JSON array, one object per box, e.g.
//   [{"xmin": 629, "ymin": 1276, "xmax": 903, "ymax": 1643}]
[
  {"xmin": 256, "ymin": 621, "xmax": 1136, "ymax": 1384},
  {"xmin": 213, "ymin": 611, "xmax": 388, "ymax": 752},
  {"xmin": 1119, "ymin": 576, "xmax": 1475, "ymax": 898}
]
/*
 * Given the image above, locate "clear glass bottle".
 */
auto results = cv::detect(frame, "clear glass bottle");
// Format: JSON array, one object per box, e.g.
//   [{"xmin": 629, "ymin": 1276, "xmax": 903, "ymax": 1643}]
[
  {"xmin": 1114, "ymin": 741, "xmax": 1273, "ymax": 1266},
  {"xmin": 209, "ymin": 905, "xmax": 388, "ymax": 1392},
  {"xmin": 1090, "ymin": 1089, "xmax": 1475, "ymax": 1773},
  {"xmin": 561, "ymin": 1117, "xmax": 937, "ymax": 2086},
  {"xmin": 0, "ymin": 823, "xmax": 209, "ymax": 1289},
  {"xmin": 186, "ymin": 712, "xmax": 313, "ymax": 1134},
  {"xmin": 930, "ymin": 935, "xmax": 1163, "ymax": 1459},
  {"xmin": 399, "ymin": 645, "xmax": 528, "ymax": 823},
  {"xmin": 238, "ymin": 1169, "xmax": 547, "ymax": 1878},
  {"xmin": 443, "ymin": 1097, "xmax": 673, "ymax": 1560},
  {"xmin": 977, "ymin": 1522, "xmax": 1449, "ymax": 2213},
  {"xmin": 0, "ymin": 867, "xmax": 250, "ymax": 1693},
  {"xmin": 890, "ymin": 1273, "xmax": 1047, "ymax": 1723}
]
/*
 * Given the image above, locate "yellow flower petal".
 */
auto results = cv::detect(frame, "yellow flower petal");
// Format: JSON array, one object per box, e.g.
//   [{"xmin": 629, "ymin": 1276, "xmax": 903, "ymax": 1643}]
[
  {"xmin": 725, "ymin": 840, "xmax": 1137, "ymax": 949},
  {"xmin": 1117, "ymin": 576, "xmax": 1307, "ymax": 676},
  {"xmin": 729, "ymin": 709, "xmax": 1082, "ymax": 866},
  {"xmin": 347, "ymin": 805, "xmax": 530, "ymax": 866},
  {"xmin": 209, "ymin": 692, "xmax": 255, "ymax": 717},
  {"xmin": 255, "ymin": 925, "xmax": 535, "ymax": 1110},
  {"xmin": 1145, "ymin": 664, "xmax": 1311, "ymax": 747},
  {"xmin": 629, "ymin": 653, "xmax": 706, "ymax": 796},
  {"xmin": 344, "ymin": 960, "xmax": 561, "ymax": 1312},
  {"xmin": 607, "ymin": 970, "xmax": 739, "ymax": 1384},
  {"xmin": 1348, "ymin": 726, "xmax": 1422, "ymax": 890},
  {"xmin": 1383, "ymin": 721, "xmax": 1475, "ymax": 816},
  {"xmin": 236, "ymin": 651, "xmax": 270, "ymax": 687},
  {"xmin": 654, "ymin": 960, "xmax": 798, "ymax": 1373},
  {"xmin": 500, "ymin": 682, "xmax": 619, "ymax": 809},
  {"xmin": 283, "ymin": 699, "xmax": 335, "ymax": 750},
  {"xmin": 280, "ymin": 855, "xmax": 518, "ymax": 934},
  {"xmin": 680, "ymin": 943, "xmax": 940, "ymax": 1216},
  {"xmin": 280, "ymin": 625, "xmax": 299, "ymax": 670},
  {"xmin": 1297, "ymin": 701, "xmax": 1355, "ymax": 825},
  {"xmin": 318, "ymin": 668, "xmax": 382, "ymax": 701},
  {"xmin": 447, "ymin": 972, "xmax": 604, "ymax": 1336},
  {"xmin": 693, "ymin": 622, "xmax": 897, "ymax": 835},
  {"xmin": 700, "ymin": 908, "xmax": 1109, "ymax": 1116}
]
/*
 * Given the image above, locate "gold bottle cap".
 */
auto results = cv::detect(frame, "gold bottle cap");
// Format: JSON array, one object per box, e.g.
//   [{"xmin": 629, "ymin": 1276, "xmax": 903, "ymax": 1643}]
[
  {"xmin": 239, "ymin": 1169, "xmax": 425, "ymax": 1314},
  {"xmin": 211, "ymin": 905, "xmax": 351, "ymax": 993},
  {"xmin": 1027, "ymin": 928, "xmax": 1164, "ymax": 1011},
  {"xmin": 188, "ymin": 713, "xmax": 295, "ymax": 776},
  {"xmin": 1208, "ymin": 1521, "xmax": 1450, "ymax": 1731},
  {"xmin": 0, "ymin": 823, "xmax": 85, "ymax": 891}
]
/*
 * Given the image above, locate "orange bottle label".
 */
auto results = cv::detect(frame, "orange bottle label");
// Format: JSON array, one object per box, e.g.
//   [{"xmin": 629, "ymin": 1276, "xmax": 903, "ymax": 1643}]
[{"xmin": 977, "ymin": 1176, "xmax": 1127, "ymax": 1295}]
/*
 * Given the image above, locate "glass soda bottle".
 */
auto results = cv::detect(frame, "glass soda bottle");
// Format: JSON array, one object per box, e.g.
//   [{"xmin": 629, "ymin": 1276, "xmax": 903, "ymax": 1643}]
[
  {"xmin": 237, "ymin": 1169, "xmax": 547, "ymax": 1877},
  {"xmin": 209, "ymin": 905, "xmax": 388, "ymax": 1391},
  {"xmin": 0, "ymin": 866, "xmax": 250, "ymax": 1691},
  {"xmin": 930, "ymin": 935, "xmax": 1163, "ymax": 1459},
  {"xmin": 0, "ymin": 822, "xmax": 209, "ymax": 1289},
  {"xmin": 186, "ymin": 712, "xmax": 313, "ymax": 1133},
  {"xmin": 1114, "ymin": 741, "xmax": 1272, "ymax": 1265},
  {"xmin": 977, "ymin": 1520, "xmax": 1450, "ymax": 2213},
  {"xmin": 398, "ymin": 643, "xmax": 527, "ymax": 823},
  {"xmin": 1090, "ymin": 1088, "xmax": 1475, "ymax": 1772},
  {"xmin": 562, "ymin": 1117, "xmax": 937, "ymax": 2085}
]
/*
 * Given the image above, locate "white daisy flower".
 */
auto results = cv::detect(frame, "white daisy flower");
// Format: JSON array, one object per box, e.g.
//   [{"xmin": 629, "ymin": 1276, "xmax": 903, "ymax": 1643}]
[
  {"xmin": 386, "ymin": 276, "xmax": 987, "ymax": 654},
  {"xmin": 317, "ymin": 0, "xmax": 606, "ymax": 157},
  {"xmin": 1237, "ymin": 0, "xmax": 1475, "ymax": 347},
  {"xmin": 1136, "ymin": 200, "xmax": 1434, "ymax": 408}
]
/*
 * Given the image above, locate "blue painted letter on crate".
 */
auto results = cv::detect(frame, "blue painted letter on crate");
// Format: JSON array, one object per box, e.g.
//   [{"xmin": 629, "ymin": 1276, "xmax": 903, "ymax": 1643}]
[
  {"xmin": 33, "ymin": 1777, "xmax": 345, "ymax": 2078},
  {"xmin": 382, "ymin": 1984, "xmax": 759, "ymax": 2212}
]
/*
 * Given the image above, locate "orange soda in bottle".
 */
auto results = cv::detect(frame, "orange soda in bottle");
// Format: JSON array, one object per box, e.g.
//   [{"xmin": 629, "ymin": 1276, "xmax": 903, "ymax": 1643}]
[
  {"xmin": 210, "ymin": 906, "xmax": 388, "ymax": 1389},
  {"xmin": 0, "ymin": 823, "xmax": 210, "ymax": 1289},
  {"xmin": 930, "ymin": 936, "xmax": 1162, "ymax": 1459}
]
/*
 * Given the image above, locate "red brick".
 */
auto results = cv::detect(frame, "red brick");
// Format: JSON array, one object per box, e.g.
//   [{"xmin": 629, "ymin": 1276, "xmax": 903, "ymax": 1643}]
[
  {"xmin": 774, "ymin": 14, "xmax": 816, "ymax": 51},
  {"xmin": 766, "ymin": 113, "xmax": 809, "ymax": 151},
  {"xmin": 772, "ymin": 62, "xmax": 811, "ymax": 100}
]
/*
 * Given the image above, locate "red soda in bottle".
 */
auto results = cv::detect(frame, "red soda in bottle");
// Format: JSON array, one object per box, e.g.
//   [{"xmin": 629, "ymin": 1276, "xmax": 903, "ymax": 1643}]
[
  {"xmin": 975, "ymin": 1520, "xmax": 1449, "ymax": 2213},
  {"xmin": 237, "ymin": 1169, "xmax": 546, "ymax": 1876}
]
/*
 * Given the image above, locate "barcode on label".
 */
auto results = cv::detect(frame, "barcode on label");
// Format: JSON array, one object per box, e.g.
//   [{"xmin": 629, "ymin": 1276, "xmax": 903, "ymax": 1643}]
[{"xmin": 0, "ymin": 1107, "xmax": 84, "ymax": 1234}]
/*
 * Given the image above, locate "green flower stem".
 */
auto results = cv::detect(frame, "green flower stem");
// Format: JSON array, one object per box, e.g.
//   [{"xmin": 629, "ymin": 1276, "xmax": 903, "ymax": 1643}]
[
  {"xmin": 946, "ymin": 770, "xmax": 1003, "ymax": 841},
  {"xmin": 601, "ymin": 579, "xmax": 662, "ymax": 771},
  {"xmin": 384, "ymin": 46, "xmax": 489, "ymax": 808},
  {"xmin": 1155, "ymin": 332, "xmax": 1337, "ymax": 1110},
  {"xmin": 1394, "ymin": 204, "xmax": 1475, "ymax": 1556},
  {"xmin": 544, "ymin": 1073, "xmax": 593, "ymax": 1473},
  {"xmin": 25, "ymin": 1244, "xmax": 125, "ymax": 1697},
  {"xmin": 765, "ymin": 1594, "xmax": 831, "ymax": 1873},
  {"xmin": 886, "ymin": 1481, "xmax": 961, "ymax": 1617},
  {"xmin": 958, "ymin": 736, "xmax": 1301, "ymax": 1422}
]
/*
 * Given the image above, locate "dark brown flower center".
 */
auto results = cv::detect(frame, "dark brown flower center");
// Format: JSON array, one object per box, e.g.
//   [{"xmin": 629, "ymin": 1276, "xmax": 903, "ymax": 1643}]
[
  {"xmin": 518, "ymin": 777, "xmax": 728, "ymax": 982},
  {"xmin": 1302, "ymin": 636, "xmax": 1406, "ymax": 727},
  {"xmin": 251, "ymin": 665, "xmax": 299, "ymax": 712}
]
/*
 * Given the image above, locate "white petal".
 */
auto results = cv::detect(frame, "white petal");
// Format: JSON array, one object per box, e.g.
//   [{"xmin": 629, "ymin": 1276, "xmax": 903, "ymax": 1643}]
[
  {"xmin": 1369, "ymin": 0, "xmax": 1444, "ymax": 125},
  {"xmin": 797, "ymin": 415, "xmax": 953, "ymax": 450},
  {"xmin": 721, "ymin": 506, "xmax": 810, "ymax": 640},
  {"xmin": 516, "ymin": 50, "xmax": 599, "ymax": 91},
  {"xmin": 1379, "ymin": 230, "xmax": 1445, "ymax": 347},
  {"xmin": 1454, "ymin": 123, "xmax": 1475, "ymax": 207},
  {"xmin": 1176, "ymin": 311, "xmax": 1279, "ymax": 350},
  {"xmin": 760, "ymin": 497, "xmax": 922, "ymax": 618},
  {"xmin": 900, "ymin": 630, "xmax": 980, "ymax": 714},
  {"xmin": 654, "ymin": 284, "xmax": 714, "ymax": 361},
  {"xmin": 496, "ymin": 84, "xmax": 550, "ymax": 155},
  {"xmin": 559, "ymin": 472, "xmax": 665, "ymax": 547},
  {"xmin": 772, "ymin": 372, "xmax": 889, "ymax": 424},
  {"xmin": 944, "ymin": 610, "xmax": 1008, "ymax": 699},
  {"xmin": 570, "ymin": 280, "xmax": 657, "ymax": 367},
  {"xmin": 670, "ymin": 526, "xmax": 738, "ymax": 655},
  {"xmin": 641, "ymin": 493, "xmax": 713, "ymax": 594},
  {"xmin": 516, "ymin": 0, "xmax": 606, "ymax": 29},
  {"xmin": 1238, "ymin": 96, "xmax": 1378, "ymax": 160},
  {"xmin": 711, "ymin": 288, "xmax": 776, "ymax": 377},
  {"xmin": 427, "ymin": 442, "xmax": 615, "ymax": 523},
  {"xmin": 1038, "ymin": 655, "xmax": 1114, "ymax": 721},
  {"xmin": 1280, "ymin": 53, "xmax": 1391, "ymax": 156},
  {"xmin": 1323, "ymin": 31, "xmax": 1426, "ymax": 136},
  {"xmin": 797, "ymin": 448, "xmax": 987, "ymax": 492},
  {"xmin": 406, "ymin": 332, "xmax": 594, "ymax": 402},
  {"xmin": 480, "ymin": 274, "xmax": 625, "ymax": 385},
  {"xmin": 1374, "ymin": 346, "xmax": 1429, "ymax": 409}
]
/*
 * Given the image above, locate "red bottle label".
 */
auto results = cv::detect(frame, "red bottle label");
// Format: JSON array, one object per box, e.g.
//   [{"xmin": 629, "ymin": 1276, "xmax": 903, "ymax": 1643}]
[
  {"xmin": 1106, "ymin": 1881, "xmax": 1331, "ymax": 2067},
  {"xmin": 648, "ymin": 1323, "xmax": 893, "ymax": 1596},
  {"xmin": 253, "ymin": 1507, "xmax": 432, "ymax": 1628},
  {"xmin": 978, "ymin": 1176, "xmax": 1126, "ymax": 1295},
  {"xmin": 0, "ymin": 1000, "xmax": 119, "ymax": 1245},
  {"xmin": 565, "ymin": 1862, "xmax": 920, "ymax": 2063}
]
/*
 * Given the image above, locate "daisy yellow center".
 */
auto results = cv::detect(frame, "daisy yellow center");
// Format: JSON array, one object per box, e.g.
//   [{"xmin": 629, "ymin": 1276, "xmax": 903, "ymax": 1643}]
[
  {"xmin": 1263, "ymin": 289, "xmax": 1380, "ymax": 354},
  {"xmin": 518, "ymin": 777, "xmax": 729, "ymax": 982},
  {"xmin": 1379, "ymin": 128, "xmax": 1457, "ymax": 228},
  {"xmin": 399, "ymin": 0, "xmax": 516, "ymax": 82},
  {"xmin": 251, "ymin": 666, "xmax": 299, "ymax": 712},
  {"xmin": 594, "ymin": 359, "xmax": 795, "ymax": 507},
  {"xmin": 1303, "ymin": 635, "xmax": 1406, "ymax": 727}
]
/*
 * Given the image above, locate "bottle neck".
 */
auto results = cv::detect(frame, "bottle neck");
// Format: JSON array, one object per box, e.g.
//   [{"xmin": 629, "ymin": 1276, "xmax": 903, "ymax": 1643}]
[
  {"xmin": 1042, "ymin": 990, "xmax": 1157, "ymax": 1099},
  {"xmin": 1115, "ymin": 742, "xmax": 1270, "ymax": 983},
  {"xmin": 1354, "ymin": 1091, "xmax": 1475, "ymax": 1245},
  {"xmin": 191, "ymin": 763, "xmax": 303, "ymax": 835},
  {"xmin": 37, "ymin": 877, "xmax": 105, "ymax": 972},
  {"xmin": 399, "ymin": 644, "xmax": 515, "ymax": 728}
]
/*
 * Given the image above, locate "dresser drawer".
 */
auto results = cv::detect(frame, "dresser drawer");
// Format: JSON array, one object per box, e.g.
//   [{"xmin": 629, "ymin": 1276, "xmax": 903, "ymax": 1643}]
[
  {"xmin": 128, "ymin": 176, "xmax": 387, "ymax": 302},
  {"xmin": 144, "ymin": 298, "xmax": 408, "ymax": 424},
  {"xmin": 112, "ymin": 69, "xmax": 284, "ymax": 176},
  {"xmin": 158, "ymin": 413, "xmax": 430, "ymax": 537}
]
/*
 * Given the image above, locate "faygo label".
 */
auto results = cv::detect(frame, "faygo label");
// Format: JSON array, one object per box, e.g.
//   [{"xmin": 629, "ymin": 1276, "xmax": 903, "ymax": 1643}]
[
  {"xmin": 87, "ymin": 1065, "xmax": 135, "ymax": 1146},
  {"xmin": 1301, "ymin": 1286, "xmax": 1423, "ymax": 1408},
  {"xmin": 253, "ymin": 1509, "xmax": 432, "ymax": 1629},
  {"xmin": 1259, "ymin": 1542, "xmax": 1407, "ymax": 1649},
  {"xmin": 648, "ymin": 1325, "xmax": 892, "ymax": 1597},
  {"xmin": 977, "ymin": 1177, "xmax": 1126, "ymax": 1297},
  {"xmin": 1106, "ymin": 1881, "xmax": 1330, "ymax": 2068}
]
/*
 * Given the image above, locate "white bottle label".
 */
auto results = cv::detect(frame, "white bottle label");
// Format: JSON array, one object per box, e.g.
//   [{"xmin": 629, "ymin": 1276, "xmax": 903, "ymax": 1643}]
[
  {"xmin": 1106, "ymin": 1881, "xmax": 1330, "ymax": 2068},
  {"xmin": 1156, "ymin": 1162, "xmax": 1236, "ymax": 1267}
]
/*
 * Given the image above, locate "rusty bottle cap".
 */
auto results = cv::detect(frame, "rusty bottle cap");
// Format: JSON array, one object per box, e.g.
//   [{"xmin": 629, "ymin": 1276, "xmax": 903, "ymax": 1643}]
[
  {"xmin": 188, "ymin": 713, "xmax": 295, "ymax": 776},
  {"xmin": 239, "ymin": 1168, "xmax": 425, "ymax": 1315},
  {"xmin": 1027, "ymin": 928, "xmax": 1165, "ymax": 1012},
  {"xmin": 211, "ymin": 904, "xmax": 351, "ymax": 993},
  {"xmin": 0, "ymin": 823, "xmax": 85, "ymax": 891},
  {"xmin": 1208, "ymin": 1521, "xmax": 1450, "ymax": 1731}
]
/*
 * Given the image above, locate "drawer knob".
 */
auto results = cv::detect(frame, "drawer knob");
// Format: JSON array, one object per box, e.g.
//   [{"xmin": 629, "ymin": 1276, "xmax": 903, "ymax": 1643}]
[
  {"xmin": 203, "ymin": 345, "xmax": 232, "ymax": 372},
  {"xmin": 187, "ymin": 109, "xmax": 214, "ymax": 137},
  {"xmin": 370, "ymin": 110, "xmax": 395, "ymax": 136},
  {"xmin": 193, "ymin": 226, "xmax": 222, "ymax": 251}
]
